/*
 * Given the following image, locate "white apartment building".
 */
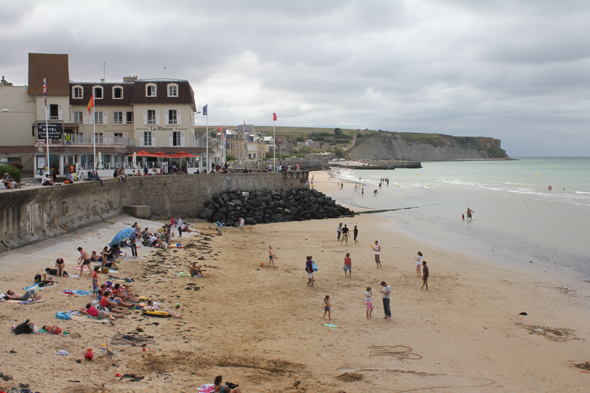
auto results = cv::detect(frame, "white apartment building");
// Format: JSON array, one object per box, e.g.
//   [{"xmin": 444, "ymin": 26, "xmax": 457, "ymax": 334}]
[{"xmin": 0, "ymin": 53, "xmax": 210, "ymax": 177}]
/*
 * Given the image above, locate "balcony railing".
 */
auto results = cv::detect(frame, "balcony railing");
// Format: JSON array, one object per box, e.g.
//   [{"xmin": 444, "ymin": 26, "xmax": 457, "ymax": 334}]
[{"xmin": 66, "ymin": 135, "xmax": 135, "ymax": 146}]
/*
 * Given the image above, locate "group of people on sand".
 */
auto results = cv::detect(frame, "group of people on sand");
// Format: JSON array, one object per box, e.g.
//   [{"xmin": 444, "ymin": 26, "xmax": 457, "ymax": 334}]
[
  {"xmin": 301, "ymin": 228, "xmax": 432, "ymax": 323},
  {"xmin": 336, "ymin": 223, "xmax": 359, "ymax": 245}
]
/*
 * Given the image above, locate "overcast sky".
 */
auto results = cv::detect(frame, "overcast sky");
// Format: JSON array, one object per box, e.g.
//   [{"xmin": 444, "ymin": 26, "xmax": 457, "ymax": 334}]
[{"xmin": 1, "ymin": 0, "xmax": 589, "ymax": 157}]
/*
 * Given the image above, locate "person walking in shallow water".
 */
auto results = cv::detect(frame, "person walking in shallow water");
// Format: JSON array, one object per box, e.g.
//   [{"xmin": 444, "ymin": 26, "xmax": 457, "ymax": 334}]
[{"xmin": 466, "ymin": 207, "xmax": 474, "ymax": 220}]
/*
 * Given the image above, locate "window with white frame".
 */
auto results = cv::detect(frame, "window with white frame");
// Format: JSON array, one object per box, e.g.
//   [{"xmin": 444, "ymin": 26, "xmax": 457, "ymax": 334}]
[
  {"xmin": 95, "ymin": 133, "xmax": 103, "ymax": 144},
  {"xmin": 95, "ymin": 111, "xmax": 103, "ymax": 124},
  {"xmin": 113, "ymin": 112, "xmax": 123, "ymax": 124},
  {"xmin": 147, "ymin": 110, "xmax": 156, "ymax": 125},
  {"xmin": 113, "ymin": 86, "xmax": 123, "ymax": 99},
  {"xmin": 171, "ymin": 131, "xmax": 182, "ymax": 146},
  {"xmin": 73, "ymin": 111, "xmax": 83, "ymax": 123},
  {"xmin": 167, "ymin": 109, "xmax": 177, "ymax": 125},
  {"xmin": 142, "ymin": 131, "xmax": 153, "ymax": 146},
  {"xmin": 126, "ymin": 112, "xmax": 134, "ymax": 124},
  {"xmin": 72, "ymin": 86, "xmax": 83, "ymax": 99},
  {"xmin": 168, "ymin": 84, "xmax": 178, "ymax": 97},
  {"xmin": 93, "ymin": 86, "xmax": 103, "ymax": 99},
  {"xmin": 146, "ymin": 84, "xmax": 157, "ymax": 97}
]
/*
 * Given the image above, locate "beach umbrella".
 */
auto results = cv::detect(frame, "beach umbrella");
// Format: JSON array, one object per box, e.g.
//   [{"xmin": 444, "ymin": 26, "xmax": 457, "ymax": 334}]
[
  {"xmin": 109, "ymin": 227, "xmax": 137, "ymax": 246},
  {"xmin": 132, "ymin": 152, "xmax": 137, "ymax": 169},
  {"xmin": 170, "ymin": 151, "xmax": 197, "ymax": 170},
  {"xmin": 97, "ymin": 152, "xmax": 102, "ymax": 169}
]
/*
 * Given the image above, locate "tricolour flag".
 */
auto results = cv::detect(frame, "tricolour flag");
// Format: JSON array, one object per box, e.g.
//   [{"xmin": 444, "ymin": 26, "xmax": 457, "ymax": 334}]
[
  {"xmin": 43, "ymin": 78, "xmax": 47, "ymax": 107},
  {"xmin": 88, "ymin": 95, "xmax": 94, "ymax": 114},
  {"xmin": 273, "ymin": 112, "xmax": 277, "ymax": 121},
  {"xmin": 203, "ymin": 104, "xmax": 208, "ymax": 116}
]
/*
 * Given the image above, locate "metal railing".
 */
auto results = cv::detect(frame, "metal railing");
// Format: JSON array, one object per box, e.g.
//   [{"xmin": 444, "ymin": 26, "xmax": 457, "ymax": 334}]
[{"xmin": 66, "ymin": 135, "xmax": 135, "ymax": 146}]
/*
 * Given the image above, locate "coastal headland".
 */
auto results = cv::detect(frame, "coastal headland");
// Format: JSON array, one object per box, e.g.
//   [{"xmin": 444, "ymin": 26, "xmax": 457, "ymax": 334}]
[{"xmin": 0, "ymin": 170, "xmax": 588, "ymax": 392}]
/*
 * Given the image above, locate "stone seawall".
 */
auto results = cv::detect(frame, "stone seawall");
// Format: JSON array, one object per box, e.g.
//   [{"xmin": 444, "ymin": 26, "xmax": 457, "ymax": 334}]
[{"xmin": 0, "ymin": 171, "xmax": 309, "ymax": 252}]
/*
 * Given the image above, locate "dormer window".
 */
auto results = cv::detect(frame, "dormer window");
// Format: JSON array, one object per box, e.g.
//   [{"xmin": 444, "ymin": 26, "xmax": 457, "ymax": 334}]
[
  {"xmin": 72, "ymin": 85, "xmax": 83, "ymax": 99},
  {"xmin": 113, "ymin": 86, "xmax": 123, "ymax": 99},
  {"xmin": 146, "ymin": 83, "xmax": 157, "ymax": 97},
  {"xmin": 93, "ymin": 86, "xmax": 103, "ymax": 99},
  {"xmin": 168, "ymin": 84, "xmax": 178, "ymax": 97}
]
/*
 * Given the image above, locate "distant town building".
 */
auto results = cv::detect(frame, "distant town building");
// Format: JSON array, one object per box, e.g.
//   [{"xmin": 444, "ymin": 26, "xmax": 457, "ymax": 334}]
[{"xmin": 0, "ymin": 53, "xmax": 210, "ymax": 176}]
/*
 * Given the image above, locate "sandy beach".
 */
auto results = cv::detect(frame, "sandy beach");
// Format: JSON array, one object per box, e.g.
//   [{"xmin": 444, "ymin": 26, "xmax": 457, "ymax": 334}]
[{"xmin": 1, "ymin": 172, "xmax": 589, "ymax": 392}]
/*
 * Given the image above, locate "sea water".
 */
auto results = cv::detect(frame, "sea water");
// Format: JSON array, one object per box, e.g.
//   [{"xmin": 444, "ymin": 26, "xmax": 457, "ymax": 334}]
[{"xmin": 330, "ymin": 157, "xmax": 590, "ymax": 282}]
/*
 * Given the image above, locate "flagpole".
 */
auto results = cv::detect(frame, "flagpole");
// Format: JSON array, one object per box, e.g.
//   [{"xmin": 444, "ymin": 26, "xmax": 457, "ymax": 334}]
[
  {"xmin": 93, "ymin": 92, "xmax": 96, "ymax": 171},
  {"xmin": 206, "ymin": 112, "xmax": 209, "ymax": 173},
  {"xmin": 45, "ymin": 96, "xmax": 50, "ymax": 174},
  {"xmin": 272, "ymin": 112, "xmax": 277, "ymax": 171}
]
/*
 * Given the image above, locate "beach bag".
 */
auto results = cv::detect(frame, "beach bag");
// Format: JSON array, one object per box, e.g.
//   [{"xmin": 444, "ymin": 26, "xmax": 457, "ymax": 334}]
[
  {"xmin": 13, "ymin": 320, "xmax": 33, "ymax": 335},
  {"xmin": 101, "ymin": 267, "xmax": 109, "ymax": 274},
  {"xmin": 56, "ymin": 312, "xmax": 71, "ymax": 320},
  {"xmin": 311, "ymin": 262, "xmax": 318, "ymax": 271}
]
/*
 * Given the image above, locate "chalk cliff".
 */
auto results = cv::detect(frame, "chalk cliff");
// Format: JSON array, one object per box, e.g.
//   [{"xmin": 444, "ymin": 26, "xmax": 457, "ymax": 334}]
[{"xmin": 346, "ymin": 132, "xmax": 510, "ymax": 161}]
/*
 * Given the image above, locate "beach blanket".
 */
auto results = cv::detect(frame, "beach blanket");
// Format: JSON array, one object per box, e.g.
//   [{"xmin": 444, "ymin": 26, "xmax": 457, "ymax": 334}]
[
  {"xmin": 37, "ymin": 328, "xmax": 70, "ymax": 336},
  {"xmin": 63, "ymin": 290, "xmax": 92, "ymax": 296},
  {"xmin": 23, "ymin": 284, "xmax": 41, "ymax": 291},
  {"xmin": 73, "ymin": 266, "xmax": 91, "ymax": 272},
  {"xmin": 197, "ymin": 384, "xmax": 215, "ymax": 393},
  {"xmin": 4, "ymin": 299, "xmax": 46, "ymax": 305},
  {"xmin": 69, "ymin": 313, "xmax": 110, "ymax": 324}
]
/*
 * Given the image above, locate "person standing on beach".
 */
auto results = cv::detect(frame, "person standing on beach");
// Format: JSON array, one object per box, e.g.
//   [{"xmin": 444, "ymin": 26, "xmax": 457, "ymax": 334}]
[
  {"xmin": 365, "ymin": 287, "xmax": 374, "ymax": 319},
  {"xmin": 341, "ymin": 224, "xmax": 349, "ymax": 245},
  {"xmin": 380, "ymin": 281, "xmax": 392, "ymax": 320},
  {"xmin": 323, "ymin": 295, "xmax": 331, "ymax": 319},
  {"xmin": 337, "ymin": 223, "xmax": 342, "ymax": 241},
  {"xmin": 362, "ymin": 188, "xmax": 364, "ymax": 197},
  {"xmin": 415, "ymin": 251, "xmax": 423, "ymax": 277},
  {"xmin": 267, "ymin": 246, "xmax": 276, "ymax": 267},
  {"xmin": 353, "ymin": 225, "xmax": 359, "ymax": 244},
  {"xmin": 306, "ymin": 256, "xmax": 315, "ymax": 287},
  {"xmin": 372, "ymin": 241, "xmax": 382, "ymax": 268},
  {"xmin": 77, "ymin": 247, "xmax": 91, "ymax": 277},
  {"xmin": 343, "ymin": 253, "xmax": 352, "ymax": 277},
  {"xmin": 421, "ymin": 261, "xmax": 429, "ymax": 290},
  {"xmin": 239, "ymin": 217, "xmax": 245, "ymax": 231},
  {"xmin": 466, "ymin": 207, "xmax": 474, "ymax": 220}
]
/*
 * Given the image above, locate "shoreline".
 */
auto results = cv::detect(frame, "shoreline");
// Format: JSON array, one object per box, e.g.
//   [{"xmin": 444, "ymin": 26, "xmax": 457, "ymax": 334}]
[{"xmin": 0, "ymin": 189, "xmax": 589, "ymax": 391}]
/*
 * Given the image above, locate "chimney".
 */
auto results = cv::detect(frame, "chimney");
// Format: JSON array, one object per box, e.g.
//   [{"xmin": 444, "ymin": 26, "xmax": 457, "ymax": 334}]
[{"xmin": 123, "ymin": 75, "xmax": 138, "ymax": 83}]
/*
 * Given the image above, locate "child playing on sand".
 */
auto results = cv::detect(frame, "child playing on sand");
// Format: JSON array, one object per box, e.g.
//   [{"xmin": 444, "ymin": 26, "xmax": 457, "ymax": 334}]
[
  {"xmin": 366, "ymin": 287, "xmax": 373, "ymax": 319},
  {"xmin": 343, "ymin": 253, "xmax": 352, "ymax": 277},
  {"xmin": 415, "ymin": 251, "xmax": 423, "ymax": 277},
  {"xmin": 92, "ymin": 266, "xmax": 100, "ymax": 293},
  {"xmin": 323, "ymin": 295, "xmax": 331, "ymax": 320},
  {"xmin": 267, "ymin": 246, "xmax": 276, "ymax": 267},
  {"xmin": 422, "ymin": 261, "xmax": 429, "ymax": 290}
]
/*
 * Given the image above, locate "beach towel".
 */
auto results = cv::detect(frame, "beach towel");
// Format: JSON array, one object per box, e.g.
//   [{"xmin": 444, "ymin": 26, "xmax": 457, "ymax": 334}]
[
  {"xmin": 23, "ymin": 284, "xmax": 41, "ymax": 291},
  {"xmin": 69, "ymin": 312, "xmax": 110, "ymax": 324},
  {"xmin": 56, "ymin": 311, "xmax": 71, "ymax": 320},
  {"xmin": 38, "ymin": 328, "xmax": 70, "ymax": 336},
  {"xmin": 73, "ymin": 266, "xmax": 91, "ymax": 272},
  {"xmin": 63, "ymin": 290, "xmax": 92, "ymax": 296},
  {"xmin": 4, "ymin": 299, "xmax": 46, "ymax": 305}
]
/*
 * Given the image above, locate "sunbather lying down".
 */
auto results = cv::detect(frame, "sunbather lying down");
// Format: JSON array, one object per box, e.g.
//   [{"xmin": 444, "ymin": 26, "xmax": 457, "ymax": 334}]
[
  {"xmin": 79, "ymin": 303, "xmax": 125, "ymax": 320},
  {"xmin": 143, "ymin": 300, "xmax": 181, "ymax": 318},
  {"xmin": 4, "ymin": 289, "xmax": 42, "ymax": 301},
  {"xmin": 42, "ymin": 325, "xmax": 64, "ymax": 335}
]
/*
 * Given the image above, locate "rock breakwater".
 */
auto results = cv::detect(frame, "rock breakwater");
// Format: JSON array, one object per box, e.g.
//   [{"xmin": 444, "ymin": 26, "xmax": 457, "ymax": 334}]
[{"xmin": 199, "ymin": 188, "xmax": 354, "ymax": 226}]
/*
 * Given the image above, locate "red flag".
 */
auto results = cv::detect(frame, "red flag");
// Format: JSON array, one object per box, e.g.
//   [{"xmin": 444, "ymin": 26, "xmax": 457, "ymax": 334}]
[
  {"xmin": 87, "ymin": 95, "xmax": 94, "ymax": 114},
  {"xmin": 273, "ymin": 112, "xmax": 277, "ymax": 121}
]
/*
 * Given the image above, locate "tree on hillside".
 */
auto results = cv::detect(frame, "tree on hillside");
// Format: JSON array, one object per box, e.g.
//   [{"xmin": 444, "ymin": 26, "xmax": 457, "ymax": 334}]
[{"xmin": 334, "ymin": 128, "xmax": 343, "ymax": 136}]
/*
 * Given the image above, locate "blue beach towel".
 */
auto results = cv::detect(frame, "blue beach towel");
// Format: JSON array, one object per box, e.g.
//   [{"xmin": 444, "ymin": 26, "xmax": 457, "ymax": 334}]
[
  {"xmin": 56, "ymin": 312, "xmax": 71, "ymax": 320},
  {"xmin": 63, "ymin": 290, "xmax": 92, "ymax": 296}
]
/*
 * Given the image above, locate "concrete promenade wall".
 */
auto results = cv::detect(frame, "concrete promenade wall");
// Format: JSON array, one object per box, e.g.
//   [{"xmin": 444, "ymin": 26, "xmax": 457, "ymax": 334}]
[{"xmin": 0, "ymin": 171, "xmax": 309, "ymax": 252}]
